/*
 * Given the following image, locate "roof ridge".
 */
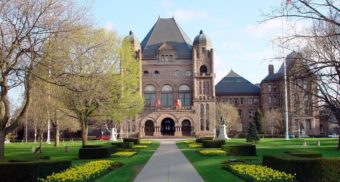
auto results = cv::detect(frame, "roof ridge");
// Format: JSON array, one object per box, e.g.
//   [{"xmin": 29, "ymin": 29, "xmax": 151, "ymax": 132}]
[
  {"xmin": 172, "ymin": 18, "xmax": 192, "ymax": 45},
  {"xmin": 141, "ymin": 18, "xmax": 160, "ymax": 50}
]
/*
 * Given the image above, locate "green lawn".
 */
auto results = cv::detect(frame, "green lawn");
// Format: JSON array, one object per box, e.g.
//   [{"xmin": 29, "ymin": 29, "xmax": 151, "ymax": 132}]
[
  {"xmin": 4, "ymin": 140, "xmax": 159, "ymax": 182},
  {"xmin": 177, "ymin": 138, "xmax": 340, "ymax": 182}
]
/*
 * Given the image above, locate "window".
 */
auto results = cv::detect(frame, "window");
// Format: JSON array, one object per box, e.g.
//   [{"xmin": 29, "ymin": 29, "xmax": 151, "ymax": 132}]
[
  {"xmin": 268, "ymin": 96, "xmax": 272, "ymax": 104},
  {"xmin": 179, "ymin": 85, "xmax": 191, "ymax": 106},
  {"xmin": 143, "ymin": 71, "xmax": 149, "ymax": 76},
  {"xmin": 234, "ymin": 98, "xmax": 239, "ymax": 105},
  {"xmin": 144, "ymin": 85, "xmax": 156, "ymax": 110},
  {"xmin": 200, "ymin": 65, "xmax": 208, "ymax": 75},
  {"xmin": 175, "ymin": 70, "xmax": 180, "ymax": 77},
  {"xmin": 161, "ymin": 85, "xmax": 173, "ymax": 108},
  {"xmin": 154, "ymin": 70, "xmax": 160, "ymax": 77},
  {"xmin": 268, "ymin": 85, "xmax": 272, "ymax": 92},
  {"xmin": 273, "ymin": 86, "xmax": 277, "ymax": 92},
  {"xmin": 304, "ymin": 94, "xmax": 312, "ymax": 114},
  {"xmin": 306, "ymin": 119, "xmax": 312, "ymax": 130},
  {"xmin": 294, "ymin": 119, "xmax": 300, "ymax": 130},
  {"xmin": 248, "ymin": 98, "xmax": 253, "ymax": 105},
  {"xmin": 248, "ymin": 109, "xmax": 254, "ymax": 119},
  {"xmin": 185, "ymin": 70, "xmax": 191, "ymax": 77},
  {"xmin": 200, "ymin": 104, "xmax": 205, "ymax": 131},
  {"xmin": 294, "ymin": 94, "xmax": 300, "ymax": 114},
  {"xmin": 238, "ymin": 109, "xmax": 243, "ymax": 119},
  {"xmin": 206, "ymin": 104, "xmax": 209, "ymax": 130},
  {"xmin": 161, "ymin": 55, "xmax": 165, "ymax": 62},
  {"xmin": 240, "ymin": 98, "xmax": 244, "ymax": 105},
  {"xmin": 253, "ymin": 98, "xmax": 259, "ymax": 105}
]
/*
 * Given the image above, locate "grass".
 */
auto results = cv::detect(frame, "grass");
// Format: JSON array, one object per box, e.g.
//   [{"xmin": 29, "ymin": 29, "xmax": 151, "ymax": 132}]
[
  {"xmin": 177, "ymin": 138, "xmax": 340, "ymax": 182},
  {"xmin": 4, "ymin": 140, "xmax": 159, "ymax": 182}
]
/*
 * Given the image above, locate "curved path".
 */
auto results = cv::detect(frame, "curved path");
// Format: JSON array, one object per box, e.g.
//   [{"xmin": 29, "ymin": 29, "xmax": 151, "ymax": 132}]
[{"xmin": 134, "ymin": 140, "xmax": 204, "ymax": 182}]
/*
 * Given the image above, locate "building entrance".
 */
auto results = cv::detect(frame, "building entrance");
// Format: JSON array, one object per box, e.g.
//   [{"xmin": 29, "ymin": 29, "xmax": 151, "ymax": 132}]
[{"xmin": 161, "ymin": 118, "xmax": 175, "ymax": 136}]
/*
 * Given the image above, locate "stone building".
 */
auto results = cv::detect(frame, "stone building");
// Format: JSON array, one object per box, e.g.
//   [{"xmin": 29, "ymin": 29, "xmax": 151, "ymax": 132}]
[
  {"xmin": 215, "ymin": 70, "xmax": 261, "ymax": 134},
  {"xmin": 124, "ymin": 17, "xmax": 216, "ymax": 138},
  {"xmin": 121, "ymin": 18, "xmax": 319, "ymax": 138}
]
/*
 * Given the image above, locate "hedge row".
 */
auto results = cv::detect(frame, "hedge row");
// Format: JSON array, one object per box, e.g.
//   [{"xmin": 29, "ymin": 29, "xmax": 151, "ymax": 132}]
[
  {"xmin": 196, "ymin": 137, "xmax": 214, "ymax": 143},
  {"xmin": 221, "ymin": 144, "xmax": 256, "ymax": 156},
  {"xmin": 263, "ymin": 155, "xmax": 340, "ymax": 182},
  {"xmin": 123, "ymin": 138, "xmax": 140, "ymax": 144},
  {"xmin": 284, "ymin": 151, "xmax": 322, "ymax": 158},
  {"xmin": 0, "ymin": 160, "xmax": 71, "ymax": 182},
  {"xmin": 202, "ymin": 140, "xmax": 225, "ymax": 148}
]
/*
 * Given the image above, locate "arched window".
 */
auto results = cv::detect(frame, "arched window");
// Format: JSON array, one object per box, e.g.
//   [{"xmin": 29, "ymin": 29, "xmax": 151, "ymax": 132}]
[
  {"xmin": 206, "ymin": 104, "xmax": 209, "ymax": 131},
  {"xmin": 144, "ymin": 85, "xmax": 156, "ymax": 110},
  {"xmin": 200, "ymin": 65, "xmax": 208, "ymax": 74},
  {"xmin": 143, "ymin": 71, "xmax": 149, "ymax": 76},
  {"xmin": 154, "ymin": 70, "xmax": 160, "ymax": 77},
  {"xmin": 161, "ymin": 85, "xmax": 173, "ymax": 108},
  {"xmin": 200, "ymin": 104, "xmax": 205, "ymax": 131},
  {"xmin": 179, "ymin": 85, "xmax": 191, "ymax": 106},
  {"xmin": 175, "ymin": 70, "xmax": 180, "ymax": 77}
]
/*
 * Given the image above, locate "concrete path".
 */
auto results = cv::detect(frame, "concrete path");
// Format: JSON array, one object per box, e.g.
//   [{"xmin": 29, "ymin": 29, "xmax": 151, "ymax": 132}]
[{"xmin": 133, "ymin": 140, "xmax": 204, "ymax": 182}]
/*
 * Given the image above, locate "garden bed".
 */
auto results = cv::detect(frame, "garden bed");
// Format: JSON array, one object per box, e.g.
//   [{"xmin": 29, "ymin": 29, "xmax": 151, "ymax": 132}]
[
  {"xmin": 197, "ymin": 149, "xmax": 226, "ymax": 156},
  {"xmin": 112, "ymin": 151, "xmax": 138, "ymax": 157}
]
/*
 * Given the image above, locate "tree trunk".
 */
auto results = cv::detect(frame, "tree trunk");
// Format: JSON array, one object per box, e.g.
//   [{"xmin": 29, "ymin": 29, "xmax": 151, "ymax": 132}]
[
  {"xmin": 81, "ymin": 123, "xmax": 88, "ymax": 147},
  {"xmin": 0, "ymin": 127, "xmax": 5, "ymax": 162},
  {"xmin": 54, "ymin": 122, "xmax": 60, "ymax": 147},
  {"xmin": 38, "ymin": 128, "xmax": 43, "ymax": 154}
]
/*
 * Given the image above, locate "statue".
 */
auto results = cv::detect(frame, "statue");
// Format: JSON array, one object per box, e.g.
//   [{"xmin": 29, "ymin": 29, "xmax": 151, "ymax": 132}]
[
  {"xmin": 110, "ymin": 128, "xmax": 118, "ymax": 142},
  {"xmin": 218, "ymin": 116, "xmax": 229, "ymax": 140}
]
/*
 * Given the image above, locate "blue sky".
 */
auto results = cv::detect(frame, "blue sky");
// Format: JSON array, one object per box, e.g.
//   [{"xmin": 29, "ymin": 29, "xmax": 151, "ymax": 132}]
[{"xmin": 89, "ymin": 0, "xmax": 287, "ymax": 84}]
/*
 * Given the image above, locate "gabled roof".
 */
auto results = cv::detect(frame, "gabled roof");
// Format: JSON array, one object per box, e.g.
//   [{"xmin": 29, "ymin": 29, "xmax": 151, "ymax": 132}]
[
  {"xmin": 141, "ymin": 18, "xmax": 192, "ymax": 59},
  {"xmin": 215, "ymin": 70, "xmax": 260, "ymax": 96}
]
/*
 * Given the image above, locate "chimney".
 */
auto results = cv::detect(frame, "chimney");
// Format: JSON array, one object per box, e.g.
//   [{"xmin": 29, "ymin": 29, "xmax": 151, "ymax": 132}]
[{"xmin": 268, "ymin": 64, "xmax": 274, "ymax": 74}]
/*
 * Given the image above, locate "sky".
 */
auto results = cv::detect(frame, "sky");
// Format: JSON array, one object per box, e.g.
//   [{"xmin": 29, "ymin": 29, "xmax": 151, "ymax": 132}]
[{"xmin": 88, "ymin": 0, "xmax": 289, "ymax": 84}]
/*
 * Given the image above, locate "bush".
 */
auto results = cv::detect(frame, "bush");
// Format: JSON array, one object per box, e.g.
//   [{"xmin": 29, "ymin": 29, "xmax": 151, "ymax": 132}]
[
  {"xmin": 188, "ymin": 143, "xmax": 203, "ymax": 148},
  {"xmin": 221, "ymin": 144, "xmax": 256, "ymax": 156},
  {"xmin": 284, "ymin": 151, "xmax": 322, "ymax": 158},
  {"xmin": 133, "ymin": 145, "xmax": 148, "ymax": 149},
  {"xmin": 118, "ymin": 142, "xmax": 134, "ymax": 149},
  {"xmin": 0, "ymin": 160, "xmax": 71, "ymax": 182},
  {"xmin": 197, "ymin": 149, "xmax": 226, "ymax": 156},
  {"xmin": 202, "ymin": 140, "xmax": 225, "ymax": 148},
  {"xmin": 41, "ymin": 160, "xmax": 122, "ymax": 182},
  {"xmin": 196, "ymin": 137, "xmax": 213, "ymax": 143},
  {"xmin": 123, "ymin": 138, "xmax": 140, "ymax": 144},
  {"xmin": 79, "ymin": 146, "xmax": 112, "ymax": 159},
  {"xmin": 223, "ymin": 163, "xmax": 295, "ymax": 182},
  {"xmin": 263, "ymin": 155, "xmax": 340, "ymax": 182},
  {"xmin": 112, "ymin": 151, "xmax": 137, "ymax": 157}
]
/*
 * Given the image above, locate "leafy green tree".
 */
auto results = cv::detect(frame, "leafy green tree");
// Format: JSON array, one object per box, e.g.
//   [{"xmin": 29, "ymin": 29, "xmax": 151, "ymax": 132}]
[
  {"xmin": 254, "ymin": 109, "xmax": 264, "ymax": 134},
  {"xmin": 247, "ymin": 121, "xmax": 259, "ymax": 144}
]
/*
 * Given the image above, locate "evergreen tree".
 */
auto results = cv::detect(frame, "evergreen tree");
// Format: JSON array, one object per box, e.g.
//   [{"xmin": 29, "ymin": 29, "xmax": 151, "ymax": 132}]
[
  {"xmin": 247, "ymin": 121, "xmax": 260, "ymax": 143},
  {"xmin": 254, "ymin": 109, "xmax": 264, "ymax": 134}
]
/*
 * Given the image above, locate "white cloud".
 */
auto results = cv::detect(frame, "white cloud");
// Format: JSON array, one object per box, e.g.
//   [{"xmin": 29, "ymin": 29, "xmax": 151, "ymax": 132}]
[
  {"xmin": 170, "ymin": 9, "xmax": 208, "ymax": 22},
  {"xmin": 244, "ymin": 19, "xmax": 282, "ymax": 39}
]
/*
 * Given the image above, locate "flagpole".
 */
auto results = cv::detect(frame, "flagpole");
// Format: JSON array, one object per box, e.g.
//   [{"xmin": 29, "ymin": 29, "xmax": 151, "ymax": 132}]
[{"xmin": 282, "ymin": 0, "xmax": 289, "ymax": 140}]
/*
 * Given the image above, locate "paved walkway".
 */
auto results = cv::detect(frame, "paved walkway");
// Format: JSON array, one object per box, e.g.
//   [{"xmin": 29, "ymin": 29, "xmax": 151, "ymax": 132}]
[{"xmin": 133, "ymin": 140, "xmax": 204, "ymax": 182}]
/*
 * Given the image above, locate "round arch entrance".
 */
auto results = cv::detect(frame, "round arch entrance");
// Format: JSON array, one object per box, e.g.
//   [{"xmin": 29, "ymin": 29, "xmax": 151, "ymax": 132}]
[
  {"xmin": 145, "ymin": 120, "xmax": 155, "ymax": 136},
  {"xmin": 161, "ymin": 118, "xmax": 175, "ymax": 136},
  {"xmin": 181, "ymin": 120, "xmax": 191, "ymax": 136}
]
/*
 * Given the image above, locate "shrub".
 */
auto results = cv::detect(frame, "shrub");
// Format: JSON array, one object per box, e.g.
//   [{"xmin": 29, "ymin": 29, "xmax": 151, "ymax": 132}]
[
  {"xmin": 140, "ymin": 140, "xmax": 152, "ymax": 145},
  {"xmin": 0, "ymin": 160, "xmax": 71, "ymax": 182},
  {"xmin": 133, "ymin": 145, "xmax": 148, "ymax": 149},
  {"xmin": 224, "ymin": 163, "xmax": 295, "ymax": 182},
  {"xmin": 188, "ymin": 143, "xmax": 203, "ymax": 148},
  {"xmin": 202, "ymin": 140, "xmax": 225, "ymax": 148},
  {"xmin": 112, "ymin": 151, "xmax": 137, "ymax": 157},
  {"xmin": 41, "ymin": 160, "xmax": 122, "ymax": 182},
  {"xmin": 197, "ymin": 149, "xmax": 226, "ymax": 156},
  {"xmin": 118, "ymin": 142, "xmax": 134, "ymax": 149},
  {"xmin": 79, "ymin": 146, "xmax": 112, "ymax": 159},
  {"xmin": 123, "ymin": 138, "xmax": 140, "ymax": 144},
  {"xmin": 196, "ymin": 137, "xmax": 214, "ymax": 143},
  {"xmin": 263, "ymin": 155, "xmax": 340, "ymax": 182},
  {"xmin": 284, "ymin": 151, "xmax": 322, "ymax": 158},
  {"xmin": 222, "ymin": 144, "xmax": 256, "ymax": 156}
]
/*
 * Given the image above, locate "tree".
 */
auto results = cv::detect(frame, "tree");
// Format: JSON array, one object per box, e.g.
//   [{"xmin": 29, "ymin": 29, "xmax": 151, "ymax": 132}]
[
  {"xmin": 247, "ymin": 121, "xmax": 260, "ymax": 144},
  {"xmin": 254, "ymin": 109, "xmax": 264, "ymax": 134},
  {"xmin": 59, "ymin": 27, "xmax": 120, "ymax": 147},
  {"xmin": 263, "ymin": 109, "xmax": 284, "ymax": 136},
  {"xmin": 264, "ymin": 0, "xmax": 340, "ymax": 149},
  {"xmin": 0, "ymin": 0, "xmax": 85, "ymax": 162},
  {"xmin": 216, "ymin": 102, "xmax": 240, "ymax": 138}
]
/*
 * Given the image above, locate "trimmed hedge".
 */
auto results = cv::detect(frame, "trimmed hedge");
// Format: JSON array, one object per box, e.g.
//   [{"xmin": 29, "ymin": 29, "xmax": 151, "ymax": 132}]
[
  {"xmin": 263, "ymin": 155, "xmax": 340, "ymax": 182},
  {"xmin": 221, "ymin": 144, "xmax": 256, "ymax": 156},
  {"xmin": 79, "ymin": 146, "xmax": 112, "ymax": 159},
  {"xmin": 196, "ymin": 137, "xmax": 214, "ymax": 143},
  {"xmin": 118, "ymin": 142, "xmax": 134, "ymax": 149},
  {"xmin": 284, "ymin": 151, "xmax": 322, "ymax": 158},
  {"xmin": 0, "ymin": 160, "xmax": 71, "ymax": 182},
  {"xmin": 202, "ymin": 140, "xmax": 225, "ymax": 148},
  {"xmin": 123, "ymin": 138, "xmax": 140, "ymax": 144}
]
